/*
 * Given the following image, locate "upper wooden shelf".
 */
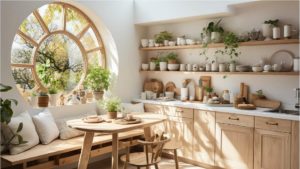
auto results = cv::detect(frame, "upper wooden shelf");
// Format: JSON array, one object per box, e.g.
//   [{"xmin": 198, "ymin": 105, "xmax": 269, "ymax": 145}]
[
  {"xmin": 140, "ymin": 39, "xmax": 299, "ymax": 51},
  {"xmin": 140, "ymin": 70, "xmax": 299, "ymax": 76}
]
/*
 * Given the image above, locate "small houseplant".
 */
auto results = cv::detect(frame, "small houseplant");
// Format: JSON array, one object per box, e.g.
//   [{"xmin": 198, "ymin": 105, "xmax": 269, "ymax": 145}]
[
  {"xmin": 85, "ymin": 66, "xmax": 111, "ymax": 100},
  {"xmin": 99, "ymin": 97, "xmax": 121, "ymax": 119},
  {"xmin": 159, "ymin": 56, "xmax": 168, "ymax": 71},
  {"xmin": 0, "ymin": 83, "xmax": 26, "ymax": 153},
  {"xmin": 154, "ymin": 31, "xmax": 173, "ymax": 46},
  {"xmin": 203, "ymin": 19, "xmax": 224, "ymax": 43},
  {"xmin": 149, "ymin": 57, "xmax": 159, "ymax": 71},
  {"xmin": 48, "ymin": 87, "xmax": 58, "ymax": 106},
  {"xmin": 166, "ymin": 52, "xmax": 178, "ymax": 64},
  {"xmin": 38, "ymin": 91, "xmax": 49, "ymax": 107},
  {"xmin": 215, "ymin": 32, "xmax": 241, "ymax": 60},
  {"xmin": 262, "ymin": 19, "xmax": 279, "ymax": 41}
]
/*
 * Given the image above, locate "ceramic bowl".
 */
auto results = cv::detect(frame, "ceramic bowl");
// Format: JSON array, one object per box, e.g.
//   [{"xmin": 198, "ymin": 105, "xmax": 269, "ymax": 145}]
[
  {"xmin": 168, "ymin": 64, "xmax": 180, "ymax": 71},
  {"xmin": 141, "ymin": 63, "xmax": 149, "ymax": 70},
  {"xmin": 252, "ymin": 66, "xmax": 263, "ymax": 72},
  {"xmin": 168, "ymin": 41, "xmax": 176, "ymax": 46},
  {"xmin": 236, "ymin": 65, "xmax": 251, "ymax": 72},
  {"xmin": 165, "ymin": 91, "xmax": 175, "ymax": 99}
]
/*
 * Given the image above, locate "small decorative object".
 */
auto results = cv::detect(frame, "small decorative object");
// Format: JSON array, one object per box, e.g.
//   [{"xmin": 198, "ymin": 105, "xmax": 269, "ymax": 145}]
[
  {"xmin": 180, "ymin": 64, "xmax": 186, "ymax": 71},
  {"xmin": 211, "ymin": 61, "xmax": 219, "ymax": 72},
  {"xmin": 252, "ymin": 65, "xmax": 263, "ymax": 72},
  {"xmin": 186, "ymin": 64, "xmax": 192, "ymax": 71},
  {"xmin": 141, "ymin": 39, "xmax": 149, "ymax": 48},
  {"xmin": 49, "ymin": 87, "xmax": 59, "ymax": 107},
  {"xmin": 272, "ymin": 64, "xmax": 282, "ymax": 72},
  {"xmin": 154, "ymin": 43, "xmax": 160, "ymax": 47},
  {"xmin": 148, "ymin": 39, "xmax": 155, "ymax": 47},
  {"xmin": 273, "ymin": 27, "xmax": 281, "ymax": 40},
  {"xmin": 206, "ymin": 63, "xmax": 211, "ymax": 72},
  {"xmin": 192, "ymin": 64, "xmax": 199, "ymax": 71},
  {"xmin": 168, "ymin": 41, "xmax": 176, "ymax": 46},
  {"xmin": 80, "ymin": 95, "xmax": 87, "ymax": 104},
  {"xmin": 248, "ymin": 29, "xmax": 260, "ymax": 41},
  {"xmin": 294, "ymin": 58, "xmax": 300, "ymax": 72},
  {"xmin": 38, "ymin": 92, "xmax": 49, "ymax": 107},
  {"xmin": 141, "ymin": 92, "xmax": 146, "ymax": 100},
  {"xmin": 165, "ymin": 91, "xmax": 175, "ymax": 99},
  {"xmin": 203, "ymin": 19, "xmax": 224, "ymax": 43},
  {"xmin": 159, "ymin": 62, "xmax": 167, "ymax": 71},
  {"xmin": 236, "ymin": 65, "xmax": 251, "ymax": 72},
  {"xmin": 166, "ymin": 52, "xmax": 178, "ymax": 64},
  {"xmin": 154, "ymin": 31, "xmax": 173, "ymax": 46},
  {"xmin": 30, "ymin": 92, "xmax": 38, "ymax": 107},
  {"xmin": 99, "ymin": 97, "xmax": 121, "ymax": 119},
  {"xmin": 180, "ymin": 88, "xmax": 188, "ymax": 101},
  {"xmin": 229, "ymin": 61, "xmax": 236, "ymax": 72},
  {"xmin": 262, "ymin": 19, "xmax": 279, "ymax": 41},
  {"xmin": 284, "ymin": 24, "xmax": 292, "ymax": 39},
  {"xmin": 164, "ymin": 40, "xmax": 169, "ymax": 46},
  {"xmin": 141, "ymin": 63, "xmax": 149, "ymax": 71},
  {"xmin": 59, "ymin": 94, "xmax": 65, "ymax": 105},
  {"xmin": 263, "ymin": 64, "xmax": 272, "ymax": 72},
  {"xmin": 149, "ymin": 62, "xmax": 156, "ymax": 71},
  {"xmin": 177, "ymin": 37, "xmax": 183, "ymax": 45},
  {"xmin": 145, "ymin": 91, "xmax": 154, "ymax": 100},
  {"xmin": 168, "ymin": 64, "xmax": 180, "ymax": 71},
  {"xmin": 219, "ymin": 63, "xmax": 226, "ymax": 72},
  {"xmin": 69, "ymin": 91, "xmax": 80, "ymax": 105},
  {"xmin": 199, "ymin": 66, "xmax": 205, "ymax": 71}
]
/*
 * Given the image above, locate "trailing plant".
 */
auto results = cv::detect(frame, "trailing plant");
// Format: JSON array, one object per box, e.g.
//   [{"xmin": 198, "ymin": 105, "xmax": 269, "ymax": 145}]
[
  {"xmin": 154, "ymin": 31, "xmax": 173, "ymax": 44},
  {"xmin": 215, "ymin": 32, "xmax": 241, "ymax": 60},
  {"xmin": 99, "ymin": 97, "xmax": 121, "ymax": 112},
  {"xmin": 203, "ymin": 19, "xmax": 224, "ymax": 34},
  {"xmin": 48, "ymin": 87, "xmax": 58, "ymax": 94},
  {"xmin": 0, "ymin": 84, "xmax": 27, "ymax": 152},
  {"xmin": 84, "ymin": 66, "xmax": 111, "ymax": 92},
  {"xmin": 264, "ymin": 19, "xmax": 279, "ymax": 27}
]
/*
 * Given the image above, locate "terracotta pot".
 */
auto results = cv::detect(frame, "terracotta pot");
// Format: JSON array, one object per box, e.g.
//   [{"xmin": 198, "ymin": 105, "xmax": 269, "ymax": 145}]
[
  {"xmin": 107, "ymin": 111, "xmax": 117, "ymax": 119},
  {"xmin": 38, "ymin": 95, "xmax": 49, "ymax": 107},
  {"xmin": 93, "ymin": 91, "xmax": 104, "ymax": 100},
  {"xmin": 168, "ymin": 60, "xmax": 177, "ymax": 64}
]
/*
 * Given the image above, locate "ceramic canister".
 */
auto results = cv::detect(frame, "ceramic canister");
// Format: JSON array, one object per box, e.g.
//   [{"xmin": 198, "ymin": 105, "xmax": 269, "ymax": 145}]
[
  {"xmin": 273, "ymin": 27, "xmax": 281, "ymax": 40},
  {"xmin": 180, "ymin": 64, "xmax": 186, "ymax": 71},
  {"xmin": 294, "ymin": 58, "xmax": 300, "ymax": 72},
  {"xmin": 284, "ymin": 24, "xmax": 292, "ymax": 39},
  {"xmin": 180, "ymin": 88, "xmax": 188, "ymax": 101}
]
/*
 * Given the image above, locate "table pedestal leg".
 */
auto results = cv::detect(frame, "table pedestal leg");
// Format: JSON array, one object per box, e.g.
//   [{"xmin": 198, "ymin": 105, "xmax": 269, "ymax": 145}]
[
  {"xmin": 112, "ymin": 133, "xmax": 119, "ymax": 169},
  {"xmin": 144, "ymin": 127, "xmax": 151, "ymax": 141},
  {"xmin": 78, "ymin": 132, "xmax": 94, "ymax": 169}
]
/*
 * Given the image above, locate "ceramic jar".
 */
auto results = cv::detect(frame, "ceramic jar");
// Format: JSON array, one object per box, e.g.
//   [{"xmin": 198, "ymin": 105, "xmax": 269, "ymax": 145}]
[
  {"xmin": 164, "ymin": 40, "xmax": 169, "ymax": 46},
  {"xmin": 229, "ymin": 63, "xmax": 236, "ymax": 72},
  {"xmin": 211, "ymin": 62, "xmax": 219, "ymax": 72},
  {"xmin": 264, "ymin": 64, "xmax": 272, "ymax": 72},
  {"xmin": 180, "ymin": 64, "xmax": 186, "ymax": 71},
  {"xmin": 141, "ymin": 39, "xmax": 149, "ymax": 48},
  {"xmin": 272, "ymin": 64, "xmax": 282, "ymax": 72},
  {"xmin": 141, "ymin": 63, "xmax": 149, "ymax": 70},
  {"xmin": 262, "ymin": 23, "xmax": 273, "ymax": 41},
  {"xmin": 159, "ymin": 62, "xmax": 167, "ymax": 71},
  {"xmin": 148, "ymin": 39, "xmax": 155, "ymax": 47},
  {"xmin": 219, "ymin": 63, "xmax": 226, "ymax": 72},
  {"xmin": 180, "ymin": 88, "xmax": 188, "ymax": 101},
  {"xmin": 273, "ymin": 27, "xmax": 281, "ymax": 40},
  {"xmin": 186, "ymin": 64, "xmax": 192, "ymax": 71},
  {"xmin": 206, "ymin": 63, "xmax": 211, "ymax": 72},
  {"xmin": 284, "ymin": 24, "xmax": 292, "ymax": 39},
  {"xmin": 211, "ymin": 32, "xmax": 221, "ymax": 43},
  {"xmin": 150, "ymin": 62, "xmax": 156, "ymax": 71}
]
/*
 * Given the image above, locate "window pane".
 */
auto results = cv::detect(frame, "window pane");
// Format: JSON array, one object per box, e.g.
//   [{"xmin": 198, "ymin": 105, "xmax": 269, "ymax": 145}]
[
  {"xmin": 87, "ymin": 51, "xmax": 102, "ymax": 66},
  {"xmin": 80, "ymin": 28, "xmax": 99, "ymax": 51},
  {"xmin": 12, "ymin": 67, "xmax": 35, "ymax": 90},
  {"xmin": 19, "ymin": 13, "xmax": 44, "ymax": 41},
  {"xmin": 36, "ymin": 34, "xmax": 84, "ymax": 92},
  {"xmin": 38, "ymin": 4, "xmax": 63, "ymax": 32},
  {"xmin": 11, "ymin": 35, "xmax": 34, "ymax": 64},
  {"xmin": 66, "ymin": 7, "xmax": 88, "ymax": 35}
]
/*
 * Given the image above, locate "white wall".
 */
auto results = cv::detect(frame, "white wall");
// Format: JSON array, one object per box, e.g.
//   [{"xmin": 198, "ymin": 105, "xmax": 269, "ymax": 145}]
[{"xmin": 140, "ymin": 1, "xmax": 299, "ymax": 109}]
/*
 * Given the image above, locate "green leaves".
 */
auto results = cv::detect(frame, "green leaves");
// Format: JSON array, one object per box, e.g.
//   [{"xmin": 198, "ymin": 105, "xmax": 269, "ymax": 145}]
[
  {"xmin": 0, "ymin": 84, "xmax": 18, "ymax": 124},
  {"xmin": 85, "ymin": 66, "xmax": 111, "ymax": 91},
  {"xmin": 0, "ymin": 83, "xmax": 12, "ymax": 92},
  {"xmin": 17, "ymin": 122, "xmax": 23, "ymax": 132}
]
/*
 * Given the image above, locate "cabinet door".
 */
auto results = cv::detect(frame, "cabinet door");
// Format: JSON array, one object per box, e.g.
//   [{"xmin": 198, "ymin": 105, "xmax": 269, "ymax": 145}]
[
  {"xmin": 144, "ymin": 104, "xmax": 166, "ymax": 134},
  {"xmin": 254, "ymin": 129, "xmax": 291, "ymax": 169},
  {"xmin": 193, "ymin": 110, "xmax": 215, "ymax": 166},
  {"xmin": 215, "ymin": 123, "xmax": 254, "ymax": 169},
  {"xmin": 165, "ymin": 116, "xmax": 194, "ymax": 159}
]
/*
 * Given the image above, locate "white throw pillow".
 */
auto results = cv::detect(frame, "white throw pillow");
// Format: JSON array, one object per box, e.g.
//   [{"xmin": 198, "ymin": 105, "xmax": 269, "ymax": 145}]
[
  {"xmin": 55, "ymin": 112, "xmax": 96, "ymax": 140},
  {"xmin": 5, "ymin": 111, "xmax": 39, "ymax": 155},
  {"xmin": 32, "ymin": 110, "xmax": 59, "ymax": 144},
  {"xmin": 121, "ymin": 103, "xmax": 144, "ymax": 114}
]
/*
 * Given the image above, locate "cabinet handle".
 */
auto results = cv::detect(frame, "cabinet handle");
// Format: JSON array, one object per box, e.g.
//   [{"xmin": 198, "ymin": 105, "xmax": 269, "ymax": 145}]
[
  {"xmin": 228, "ymin": 117, "xmax": 239, "ymax": 121},
  {"xmin": 176, "ymin": 110, "xmax": 183, "ymax": 113},
  {"xmin": 266, "ymin": 121, "xmax": 279, "ymax": 126}
]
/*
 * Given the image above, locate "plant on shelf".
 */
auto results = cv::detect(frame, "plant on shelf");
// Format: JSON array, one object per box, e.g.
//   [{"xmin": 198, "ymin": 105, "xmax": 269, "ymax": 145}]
[
  {"xmin": 0, "ymin": 83, "xmax": 27, "ymax": 153},
  {"xmin": 215, "ymin": 32, "xmax": 241, "ymax": 60},
  {"xmin": 166, "ymin": 52, "xmax": 178, "ymax": 64},
  {"xmin": 38, "ymin": 91, "xmax": 49, "ymax": 107},
  {"xmin": 205, "ymin": 86, "xmax": 214, "ymax": 97},
  {"xmin": 203, "ymin": 19, "xmax": 224, "ymax": 43},
  {"xmin": 99, "ymin": 97, "xmax": 121, "ymax": 119},
  {"xmin": 158, "ymin": 55, "xmax": 168, "ymax": 71},
  {"xmin": 84, "ymin": 66, "xmax": 111, "ymax": 100},
  {"xmin": 154, "ymin": 31, "xmax": 173, "ymax": 45},
  {"xmin": 149, "ymin": 57, "xmax": 159, "ymax": 71},
  {"xmin": 264, "ymin": 19, "xmax": 279, "ymax": 27}
]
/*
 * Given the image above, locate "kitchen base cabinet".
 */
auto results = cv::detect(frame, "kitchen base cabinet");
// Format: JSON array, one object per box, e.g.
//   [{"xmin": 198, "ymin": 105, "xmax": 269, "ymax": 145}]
[
  {"xmin": 291, "ymin": 121, "xmax": 299, "ymax": 169},
  {"xmin": 215, "ymin": 123, "xmax": 254, "ymax": 169},
  {"xmin": 193, "ymin": 110, "xmax": 215, "ymax": 166},
  {"xmin": 144, "ymin": 103, "xmax": 166, "ymax": 134},
  {"xmin": 254, "ymin": 129, "xmax": 291, "ymax": 169}
]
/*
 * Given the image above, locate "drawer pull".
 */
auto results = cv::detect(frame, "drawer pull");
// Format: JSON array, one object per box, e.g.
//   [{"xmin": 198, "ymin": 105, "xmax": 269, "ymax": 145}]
[
  {"xmin": 176, "ymin": 110, "xmax": 183, "ymax": 113},
  {"xmin": 266, "ymin": 122, "xmax": 279, "ymax": 126},
  {"xmin": 228, "ymin": 117, "xmax": 239, "ymax": 121}
]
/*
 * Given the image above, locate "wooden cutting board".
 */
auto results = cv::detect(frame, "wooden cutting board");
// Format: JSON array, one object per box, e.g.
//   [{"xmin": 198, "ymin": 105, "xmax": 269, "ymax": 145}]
[
  {"xmin": 253, "ymin": 99, "xmax": 281, "ymax": 110},
  {"xmin": 165, "ymin": 82, "xmax": 176, "ymax": 92},
  {"xmin": 143, "ymin": 79, "xmax": 163, "ymax": 94}
]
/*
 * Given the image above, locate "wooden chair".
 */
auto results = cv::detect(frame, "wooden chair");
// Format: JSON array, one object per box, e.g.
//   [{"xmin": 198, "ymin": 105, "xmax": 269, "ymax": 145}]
[{"xmin": 120, "ymin": 134, "xmax": 170, "ymax": 169}]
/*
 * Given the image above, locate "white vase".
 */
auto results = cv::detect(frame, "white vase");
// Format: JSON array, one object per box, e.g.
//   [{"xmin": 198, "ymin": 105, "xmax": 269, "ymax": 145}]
[
  {"xmin": 140, "ymin": 39, "xmax": 149, "ymax": 48},
  {"xmin": 219, "ymin": 63, "xmax": 226, "ymax": 72},
  {"xmin": 148, "ymin": 39, "xmax": 155, "ymax": 47},
  {"xmin": 211, "ymin": 32, "xmax": 221, "ymax": 43},
  {"xmin": 273, "ymin": 27, "xmax": 281, "ymax": 40},
  {"xmin": 49, "ymin": 94, "xmax": 59, "ymax": 106},
  {"xmin": 150, "ymin": 62, "xmax": 156, "ymax": 71},
  {"xmin": 159, "ymin": 62, "xmax": 167, "ymax": 71},
  {"xmin": 211, "ymin": 62, "xmax": 219, "ymax": 72},
  {"xmin": 180, "ymin": 88, "xmax": 188, "ymax": 101},
  {"xmin": 205, "ymin": 63, "xmax": 211, "ymax": 72},
  {"xmin": 229, "ymin": 63, "xmax": 236, "ymax": 72},
  {"xmin": 262, "ymin": 23, "xmax": 273, "ymax": 41}
]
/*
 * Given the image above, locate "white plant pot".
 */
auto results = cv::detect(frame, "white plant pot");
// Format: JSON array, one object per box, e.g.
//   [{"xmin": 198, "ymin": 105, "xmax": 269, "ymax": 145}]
[
  {"xmin": 219, "ymin": 63, "xmax": 226, "ymax": 72},
  {"xmin": 262, "ymin": 23, "xmax": 273, "ymax": 41},
  {"xmin": 141, "ymin": 63, "xmax": 149, "ymax": 71},
  {"xmin": 49, "ymin": 94, "xmax": 59, "ymax": 106},
  {"xmin": 211, "ymin": 32, "xmax": 221, "ymax": 43},
  {"xmin": 164, "ymin": 40, "xmax": 169, "ymax": 46},
  {"xmin": 150, "ymin": 62, "xmax": 156, "ymax": 71},
  {"xmin": 30, "ymin": 96, "xmax": 38, "ymax": 107},
  {"xmin": 148, "ymin": 39, "xmax": 155, "ymax": 47},
  {"xmin": 180, "ymin": 88, "xmax": 188, "ymax": 101},
  {"xmin": 140, "ymin": 39, "xmax": 149, "ymax": 48},
  {"xmin": 273, "ymin": 27, "xmax": 281, "ymax": 40},
  {"xmin": 159, "ymin": 62, "xmax": 167, "ymax": 71},
  {"xmin": 211, "ymin": 62, "xmax": 219, "ymax": 72},
  {"xmin": 229, "ymin": 63, "xmax": 236, "ymax": 72}
]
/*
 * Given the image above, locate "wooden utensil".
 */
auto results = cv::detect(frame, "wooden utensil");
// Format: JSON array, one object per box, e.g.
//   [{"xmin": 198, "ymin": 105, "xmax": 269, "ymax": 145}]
[
  {"xmin": 253, "ymin": 99, "xmax": 281, "ymax": 110},
  {"xmin": 237, "ymin": 104, "xmax": 256, "ymax": 110}
]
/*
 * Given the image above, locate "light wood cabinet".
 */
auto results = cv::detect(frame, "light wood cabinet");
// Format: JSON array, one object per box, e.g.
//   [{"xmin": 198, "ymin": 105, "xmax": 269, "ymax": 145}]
[
  {"xmin": 193, "ymin": 110, "xmax": 215, "ymax": 166},
  {"xmin": 215, "ymin": 112, "xmax": 254, "ymax": 169},
  {"xmin": 291, "ymin": 121, "xmax": 299, "ymax": 169},
  {"xmin": 144, "ymin": 103, "xmax": 166, "ymax": 134},
  {"xmin": 254, "ymin": 129, "xmax": 291, "ymax": 169}
]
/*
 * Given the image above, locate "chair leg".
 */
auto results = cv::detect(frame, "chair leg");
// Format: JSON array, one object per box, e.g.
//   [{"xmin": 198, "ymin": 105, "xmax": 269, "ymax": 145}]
[
  {"xmin": 137, "ymin": 167, "xmax": 140, "ymax": 169},
  {"xmin": 123, "ymin": 162, "xmax": 127, "ymax": 169},
  {"xmin": 155, "ymin": 163, "xmax": 159, "ymax": 169},
  {"xmin": 174, "ymin": 149, "xmax": 179, "ymax": 169}
]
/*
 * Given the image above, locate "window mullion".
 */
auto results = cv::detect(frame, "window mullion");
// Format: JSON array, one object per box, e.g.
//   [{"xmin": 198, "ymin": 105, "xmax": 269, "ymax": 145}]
[
  {"xmin": 86, "ymin": 47, "xmax": 102, "ymax": 54},
  {"xmin": 17, "ymin": 30, "xmax": 38, "ymax": 47},
  {"xmin": 33, "ymin": 11, "xmax": 50, "ymax": 35},
  {"xmin": 77, "ymin": 24, "xmax": 90, "ymax": 39},
  {"xmin": 63, "ymin": 4, "xmax": 67, "ymax": 30},
  {"xmin": 11, "ymin": 63, "xmax": 34, "ymax": 68}
]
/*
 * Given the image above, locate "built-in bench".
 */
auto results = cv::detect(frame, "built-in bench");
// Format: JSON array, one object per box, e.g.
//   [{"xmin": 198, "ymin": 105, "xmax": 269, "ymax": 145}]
[{"xmin": 1, "ymin": 129, "xmax": 144, "ymax": 169}]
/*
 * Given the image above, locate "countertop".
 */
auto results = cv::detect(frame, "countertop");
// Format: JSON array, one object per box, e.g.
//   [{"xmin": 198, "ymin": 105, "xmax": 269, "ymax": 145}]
[{"xmin": 133, "ymin": 99, "xmax": 300, "ymax": 121}]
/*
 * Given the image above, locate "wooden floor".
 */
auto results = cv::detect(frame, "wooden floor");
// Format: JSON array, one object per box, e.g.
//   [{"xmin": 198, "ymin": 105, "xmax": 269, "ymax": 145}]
[{"xmin": 88, "ymin": 157, "xmax": 206, "ymax": 169}]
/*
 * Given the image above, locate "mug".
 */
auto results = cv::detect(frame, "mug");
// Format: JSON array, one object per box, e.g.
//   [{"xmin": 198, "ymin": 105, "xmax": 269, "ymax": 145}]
[
  {"xmin": 186, "ymin": 64, "xmax": 192, "ymax": 71},
  {"xmin": 180, "ymin": 64, "xmax": 186, "ymax": 71},
  {"xmin": 192, "ymin": 64, "xmax": 199, "ymax": 71},
  {"xmin": 148, "ymin": 39, "xmax": 155, "ymax": 47}
]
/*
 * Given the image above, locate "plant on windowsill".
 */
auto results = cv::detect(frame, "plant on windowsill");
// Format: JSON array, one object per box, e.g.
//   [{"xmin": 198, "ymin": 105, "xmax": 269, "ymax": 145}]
[
  {"xmin": 84, "ymin": 66, "xmax": 111, "ymax": 100},
  {"xmin": 48, "ymin": 87, "xmax": 59, "ymax": 107},
  {"xmin": 0, "ymin": 83, "xmax": 27, "ymax": 153},
  {"xmin": 99, "ymin": 97, "xmax": 121, "ymax": 119},
  {"xmin": 154, "ymin": 31, "xmax": 173, "ymax": 46},
  {"xmin": 38, "ymin": 91, "xmax": 49, "ymax": 107}
]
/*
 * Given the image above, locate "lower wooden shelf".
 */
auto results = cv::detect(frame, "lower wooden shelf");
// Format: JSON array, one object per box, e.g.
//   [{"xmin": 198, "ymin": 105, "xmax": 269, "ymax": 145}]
[{"xmin": 140, "ymin": 70, "xmax": 299, "ymax": 76}]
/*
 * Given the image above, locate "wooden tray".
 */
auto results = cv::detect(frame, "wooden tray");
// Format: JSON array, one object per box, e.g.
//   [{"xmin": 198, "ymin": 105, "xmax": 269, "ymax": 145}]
[{"xmin": 113, "ymin": 117, "xmax": 142, "ymax": 125}]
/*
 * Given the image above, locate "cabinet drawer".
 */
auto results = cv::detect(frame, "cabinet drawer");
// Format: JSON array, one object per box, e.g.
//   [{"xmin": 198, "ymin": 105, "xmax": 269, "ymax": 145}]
[
  {"xmin": 144, "ymin": 103, "xmax": 164, "ymax": 114},
  {"xmin": 216, "ymin": 112, "xmax": 254, "ymax": 127},
  {"xmin": 164, "ymin": 106, "xmax": 193, "ymax": 119},
  {"xmin": 255, "ymin": 117, "xmax": 291, "ymax": 133}
]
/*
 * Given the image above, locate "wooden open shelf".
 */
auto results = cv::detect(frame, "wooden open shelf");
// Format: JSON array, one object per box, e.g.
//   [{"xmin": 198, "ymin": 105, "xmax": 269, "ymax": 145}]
[
  {"xmin": 140, "ymin": 39, "xmax": 299, "ymax": 51},
  {"xmin": 140, "ymin": 70, "xmax": 299, "ymax": 76}
]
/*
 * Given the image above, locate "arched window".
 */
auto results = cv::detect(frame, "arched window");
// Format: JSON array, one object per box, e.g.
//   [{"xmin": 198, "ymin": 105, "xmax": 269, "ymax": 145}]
[{"xmin": 11, "ymin": 2, "xmax": 106, "ymax": 98}]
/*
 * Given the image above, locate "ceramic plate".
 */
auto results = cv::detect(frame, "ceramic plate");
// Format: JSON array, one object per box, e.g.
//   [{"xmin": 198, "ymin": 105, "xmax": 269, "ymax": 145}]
[{"xmin": 270, "ymin": 50, "xmax": 294, "ymax": 71}]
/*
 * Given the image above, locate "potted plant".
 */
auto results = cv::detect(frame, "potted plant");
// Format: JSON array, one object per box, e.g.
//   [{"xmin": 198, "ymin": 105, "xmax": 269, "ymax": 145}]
[
  {"xmin": 215, "ymin": 32, "xmax": 241, "ymax": 60},
  {"xmin": 205, "ymin": 87, "xmax": 214, "ymax": 98},
  {"xmin": 159, "ymin": 56, "xmax": 168, "ymax": 71},
  {"xmin": 85, "ymin": 66, "xmax": 111, "ymax": 100},
  {"xmin": 30, "ymin": 92, "xmax": 38, "ymax": 107},
  {"xmin": 1, "ymin": 83, "xmax": 27, "ymax": 153},
  {"xmin": 203, "ymin": 19, "xmax": 224, "ymax": 43},
  {"xmin": 48, "ymin": 87, "xmax": 58, "ymax": 106},
  {"xmin": 99, "ymin": 97, "xmax": 121, "ymax": 119},
  {"xmin": 166, "ymin": 52, "xmax": 178, "ymax": 64},
  {"xmin": 154, "ymin": 31, "xmax": 173, "ymax": 46},
  {"xmin": 38, "ymin": 91, "xmax": 49, "ymax": 107},
  {"xmin": 262, "ymin": 19, "xmax": 279, "ymax": 41},
  {"xmin": 149, "ymin": 57, "xmax": 159, "ymax": 71}
]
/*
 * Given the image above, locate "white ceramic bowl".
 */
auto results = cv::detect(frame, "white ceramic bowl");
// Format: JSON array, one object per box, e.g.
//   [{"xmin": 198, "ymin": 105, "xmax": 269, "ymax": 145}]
[
  {"xmin": 165, "ymin": 92, "xmax": 175, "ymax": 99},
  {"xmin": 141, "ymin": 63, "xmax": 149, "ymax": 70},
  {"xmin": 252, "ymin": 66, "xmax": 263, "ymax": 72},
  {"xmin": 167, "ymin": 64, "xmax": 180, "ymax": 71}
]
